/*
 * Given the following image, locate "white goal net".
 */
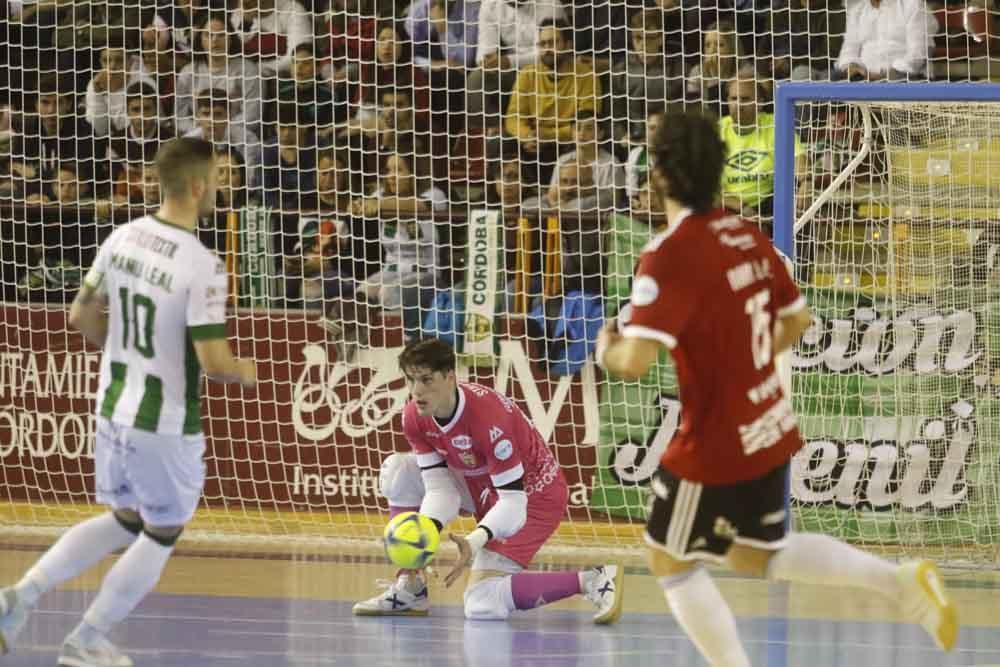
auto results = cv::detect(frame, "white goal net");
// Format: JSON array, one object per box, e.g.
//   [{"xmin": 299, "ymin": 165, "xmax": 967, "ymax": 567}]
[
  {"xmin": 0, "ymin": 0, "xmax": 998, "ymax": 565},
  {"xmin": 790, "ymin": 97, "xmax": 1000, "ymax": 566}
]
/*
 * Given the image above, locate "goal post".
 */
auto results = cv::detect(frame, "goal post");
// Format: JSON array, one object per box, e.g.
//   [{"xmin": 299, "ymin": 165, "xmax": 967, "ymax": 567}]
[{"xmin": 774, "ymin": 81, "xmax": 1000, "ymax": 567}]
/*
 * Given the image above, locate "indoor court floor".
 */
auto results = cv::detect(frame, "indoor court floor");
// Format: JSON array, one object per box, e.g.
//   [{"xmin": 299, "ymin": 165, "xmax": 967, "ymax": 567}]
[{"xmin": 2, "ymin": 539, "xmax": 1000, "ymax": 667}]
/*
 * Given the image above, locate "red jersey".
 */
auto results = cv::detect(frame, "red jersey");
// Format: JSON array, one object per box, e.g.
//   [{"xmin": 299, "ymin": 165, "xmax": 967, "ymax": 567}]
[
  {"xmin": 402, "ymin": 383, "xmax": 566, "ymax": 517},
  {"xmin": 622, "ymin": 208, "xmax": 807, "ymax": 485}
]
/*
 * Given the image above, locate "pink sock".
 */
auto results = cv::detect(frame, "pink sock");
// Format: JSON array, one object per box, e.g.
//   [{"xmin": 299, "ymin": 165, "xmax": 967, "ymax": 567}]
[
  {"xmin": 388, "ymin": 505, "xmax": 419, "ymax": 519},
  {"xmin": 510, "ymin": 572, "xmax": 582, "ymax": 610}
]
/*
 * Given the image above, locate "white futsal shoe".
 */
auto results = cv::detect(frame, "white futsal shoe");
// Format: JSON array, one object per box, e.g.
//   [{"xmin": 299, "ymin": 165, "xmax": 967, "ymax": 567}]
[
  {"xmin": 0, "ymin": 587, "xmax": 29, "ymax": 654},
  {"xmin": 897, "ymin": 559, "xmax": 958, "ymax": 651},
  {"xmin": 582, "ymin": 565, "xmax": 624, "ymax": 625},
  {"xmin": 57, "ymin": 632, "xmax": 134, "ymax": 667},
  {"xmin": 353, "ymin": 574, "xmax": 430, "ymax": 616}
]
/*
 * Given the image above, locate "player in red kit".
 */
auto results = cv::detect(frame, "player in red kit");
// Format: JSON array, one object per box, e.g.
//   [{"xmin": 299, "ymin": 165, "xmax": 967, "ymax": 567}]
[
  {"xmin": 353, "ymin": 339, "xmax": 624, "ymax": 623},
  {"xmin": 597, "ymin": 111, "xmax": 957, "ymax": 665}
]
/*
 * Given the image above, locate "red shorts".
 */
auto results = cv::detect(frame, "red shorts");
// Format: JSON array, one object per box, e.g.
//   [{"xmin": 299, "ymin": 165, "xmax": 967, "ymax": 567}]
[{"xmin": 482, "ymin": 466, "xmax": 569, "ymax": 568}]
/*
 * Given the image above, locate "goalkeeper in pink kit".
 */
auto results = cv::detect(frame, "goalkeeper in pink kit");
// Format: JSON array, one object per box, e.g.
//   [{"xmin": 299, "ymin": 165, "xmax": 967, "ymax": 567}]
[{"xmin": 354, "ymin": 339, "xmax": 623, "ymax": 623}]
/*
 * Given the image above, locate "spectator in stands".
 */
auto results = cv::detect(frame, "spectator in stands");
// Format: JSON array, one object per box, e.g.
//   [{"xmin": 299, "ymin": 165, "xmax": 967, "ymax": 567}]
[
  {"xmin": 624, "ymin": 108, "xmax": 664, "ymax": 201},
  {"xmin": 199, "ymin": 146, "xmax": 252, "ymax": 252},
  {"xmin": 377, "ymin": 85, "xmax": 431, "ymax": 156},
  {"xmin": 468, "ymin": 0, "xmax": 566, "ymax": 133},
  {"xmin": 326, "ymin": 0, "xmax": 377, "ymax": 80},
  {"xmin": 134, "ymin": 17, "xmax": 190, "ymax": 116},
  {"xmin": 186, "ymin": 89, "xmax": 263, "ymax": 186},
  {"xmin": 109, "ymin": 82, "xmax": 174, "ymax": 167},
  {"xmin": 405, "ymin": 0, "xmax": 480, "ymax": 70},
  {"xmin": 279, "ymin": 42, "xmax": 338, "ymax": 135},
  {"xmin": 145, "ymin": 0, "xmax": 206, "ymax": 54},
  {"xmin": 216, "ymin": 146, "xmax": 251, "ymax": 211},
  {"xmin": 835, "ymin": 0, "xmax": 937, "ymax": 80},
  {"xmin": 23, "ymin": 161, "xmax": 114, "ymax": 231},
  {"xmin": 316, "ymin": 149, "xmax": 356, "ymax": 213},
  {"xmin": 719, "ymin": 70, "xmax": 808, "ymax": 225},
  {"xmin": 9, "ymin": 75, "xmax": 105, "ymax": 199},
  {"xmin": 263, "ymin": 103, "xmax": 318, "ymax": 215},
  {"xmin": 230, "ymin": 0, "xmax": 312, "ymax": 75},
  {"xmin": 505, "ymin": 19, "xmax": 600, "ymax": 181},
  {"xmin": 489, "ymin": 140, "xmax": 542, "ymax": 294},
  {"xmin": 765, "ymin": 0, "xmax": 846, "ymax": 81},
  {"xmin": 141, "ymin": 160, "xmax": 160, "ymax": 208},
  {"xmin": 611, "ymin": 9, "xmax": 684, "ymax": 145},
  {"xmin": 545, "ymin": 160, "xmax": 600, "ymax": 212},
  {"xmin": 346, "ymin": 148, "xmax": 446, "ymax": 351},
  {"xmin": 341, "ymin": 22, "xmax": 430, "ymax": 143},
  {"xmin": 549, "ymin": 109, "xmax": 623, "ymax": 210},
  {"xmin": 175, "ymin": 12, "xmax": 263, "ymax": 135},
  {"xmin": 685, "ymin": 20, "xmax": 748, "ymax": 118},
  {"xmin": 85, "ymin": 36, "xmax": 158, "ymax": 138}
]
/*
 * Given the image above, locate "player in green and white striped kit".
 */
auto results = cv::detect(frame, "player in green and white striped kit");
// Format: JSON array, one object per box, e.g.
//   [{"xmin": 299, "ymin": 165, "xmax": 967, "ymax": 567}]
[{"xmin": 0, "ymin": 138, "xmax": 256, "ymax": 667}]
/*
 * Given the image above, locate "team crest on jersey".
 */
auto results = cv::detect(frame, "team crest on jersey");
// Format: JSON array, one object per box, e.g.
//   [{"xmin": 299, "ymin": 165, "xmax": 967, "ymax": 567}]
[
  {"xmin": 451, "ymin": 435, "xmax": 473, "ymax": 450},
  {"xmin": 631, "ymin": 275, "xmax": 659, "ymax": 306},
  {"xmin": 489, "ymin": 427, "xmax": 504, "ymax": 442},
  {"xmin": 494, "ymin": 439, "xmax": 514, "ymax": 461},
  {"xmin": 459, "ymin": 451, "xmax": 478, "ymax": 467}
]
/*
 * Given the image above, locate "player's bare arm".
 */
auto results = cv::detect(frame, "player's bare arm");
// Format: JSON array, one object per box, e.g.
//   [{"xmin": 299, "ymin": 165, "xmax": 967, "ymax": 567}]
[
  {"xmin": 596, "ymin": 324, "xmax": 662, "ymax": 380},
  {"xmin": 68, "ymin": 283, "xmax": 109, "ymax": 348},
  {"xmin": 193, "ymin": 338, "xmax": 257, "ymax": 387},
  {"xmin": 772, "ymin": 305, "xmax": 812, "ymax": 356}
]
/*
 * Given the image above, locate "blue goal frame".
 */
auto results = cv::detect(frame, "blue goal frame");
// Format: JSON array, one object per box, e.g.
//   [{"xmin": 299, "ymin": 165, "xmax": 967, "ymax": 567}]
[{"xmin": 773, "ymin": 81, "xmax": 1000, "ymax": 259}]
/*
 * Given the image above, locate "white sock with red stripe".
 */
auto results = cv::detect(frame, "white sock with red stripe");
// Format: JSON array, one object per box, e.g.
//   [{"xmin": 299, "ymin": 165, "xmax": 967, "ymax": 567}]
[
  {"xmin": 767, "ymin": 533, "xmax": 900, "ymax": 599},
  {"xmin": 659, "ymin": 567, "xmax": 750, "ymax": 667}
]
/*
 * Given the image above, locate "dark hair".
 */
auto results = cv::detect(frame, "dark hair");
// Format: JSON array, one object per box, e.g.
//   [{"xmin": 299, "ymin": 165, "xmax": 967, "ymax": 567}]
[
  {"xmin": 155, "ymin": 137, "xmax": 215, "ymax": 199},
  {"xmin": 293, "ymin": 40, "xmax": 316, "ymax": 57},
  {"xmin": 125, "ymin": 81, "xmax": 158, "ymax": 104},
  {"xmin": 650, "ymin": 110, "xmax": 725, "ymax": 213},
  {"xmin": 216, "ymin": 144, "xmax": 248, "ymax": 209},
  {"xmin": 399, "ymin": 338, "xmax": 456, "ymax": 374},
  {"xmin": 57, "ymin": 160, "xmax": 80, "ymax": 178},
  {"xmin": 196, "ymin": 87, "xmax": 230, "ymax": 111},
  {"xmin": 193, "ymin": 12, "xmax": 240, "ymax": 63},
  {"xmin": 631, "ymin": 8, "xmax": 664, "ymax": 33},
  {"xmin": 537, "ymin": 17, "xmax": 572, "ymax": 41}
]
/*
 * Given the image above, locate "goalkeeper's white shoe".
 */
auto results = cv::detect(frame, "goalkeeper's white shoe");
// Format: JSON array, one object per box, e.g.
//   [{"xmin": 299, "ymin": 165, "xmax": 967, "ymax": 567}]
[
  {"xmin": 0, "ymin": 587, "xmax": 29, "ymax": 654},
  {"xmin": 57, "ymin": 632, "xmax": 134, "ymax": 667},
  {"xmin": 353, "ymin": 576, "xmax": 430, "ymax": 617},
  {"xmin": 897, "ymin": 560, "xmax": 958, "ymax": 651},
  {"xmin": 582, "ymin": 565, "xmax": 624, "ymax": 625}
]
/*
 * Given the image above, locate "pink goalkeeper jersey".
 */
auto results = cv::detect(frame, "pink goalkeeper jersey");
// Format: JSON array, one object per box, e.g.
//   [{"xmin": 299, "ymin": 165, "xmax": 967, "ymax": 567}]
[{"xmin": 401, "ymin": 382, "xmax": 566, "ymax": 518}]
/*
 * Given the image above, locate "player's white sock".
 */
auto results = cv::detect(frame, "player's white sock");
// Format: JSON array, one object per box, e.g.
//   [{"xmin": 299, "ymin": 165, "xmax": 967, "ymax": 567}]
[
  {"xmin": 78, "ymin": 533, "xmax": 173, "ymax": 636},
  {"xmin": 767, "ymin": 533, "xmax": 900, "ymax": 599},
  {"xmin": 16, "ymin": 513, "xmax": 138, "ymax": 607},
  {"xmin": 659, "ymin": 567, "xmax": 750, "ymax": 667}
]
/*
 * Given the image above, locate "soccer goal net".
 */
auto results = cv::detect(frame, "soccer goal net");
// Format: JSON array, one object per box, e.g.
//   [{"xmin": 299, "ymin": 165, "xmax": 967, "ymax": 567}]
[
  {"xmin": 774, "ymin": 82, "xmax": 1000, "ymax": 567},
  {"xmin": 1, "ymin": 3, "xmax": 999, "ymax": 567}
]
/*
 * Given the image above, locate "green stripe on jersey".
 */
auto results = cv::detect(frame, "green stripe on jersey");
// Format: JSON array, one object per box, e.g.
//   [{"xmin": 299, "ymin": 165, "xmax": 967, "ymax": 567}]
[
  {"xmin": 189, "ymin": 323, "xmax": 226, "ymax": 340},
  {"xmin": 183, "ymin": 333, "xmax": 203, "ymax": 435},
  {"xmin": 133, "ymin": 374, "xmax": 164, "ymax": 432},
  {"xmin": 100, "ymin": 362, "xmax": 127, "ymax": 418}
]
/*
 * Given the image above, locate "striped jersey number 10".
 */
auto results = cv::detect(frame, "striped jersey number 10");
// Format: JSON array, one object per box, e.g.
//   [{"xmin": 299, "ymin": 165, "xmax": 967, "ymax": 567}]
[
  {"xmin": 745, "ymin": 289, "xmax": 771, "ymax": 370},
  {"xmin": 119, "ymin": 287, "xmax": 156, "ymax": 358}
]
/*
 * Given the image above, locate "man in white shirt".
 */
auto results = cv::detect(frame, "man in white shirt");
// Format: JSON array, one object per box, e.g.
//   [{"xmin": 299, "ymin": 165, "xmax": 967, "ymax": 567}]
[
  {"xmin": 230, "ymin": 0, "xmax": 312, "ymax": 75},
  {"xmin": 466, "ymin": 0, "xmax": 566, "ymax": 130},
  {"xmin": 835, "ymin": 0, "xmax": 937, "ymax": 80}
]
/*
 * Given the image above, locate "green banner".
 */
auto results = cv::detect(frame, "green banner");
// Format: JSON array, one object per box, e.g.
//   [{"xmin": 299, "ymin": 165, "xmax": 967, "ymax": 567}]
[
  {"xmin": 237, "ymin": 206, "xmax": 277, "ymax": 309},
  {"xmin": 591, "ymin": 283, "xmax": 1000, "ymax": 548}
]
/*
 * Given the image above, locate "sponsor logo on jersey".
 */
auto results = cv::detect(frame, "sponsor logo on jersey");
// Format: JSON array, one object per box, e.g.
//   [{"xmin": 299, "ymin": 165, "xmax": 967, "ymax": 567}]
[
  {"xmin": 459, "ymin": 451, "xmax": 478, "ymax": 467},
  {"xmin": 726, "ymin": 150, "xmax": 769, "ymax": 172},
  {"xmin": 631, "ymin": 275, "xmax": 659, "ymax": 307},
  {"xmin": 489, "ymin": 427, "xmax": 504, "ymax": 442},
  {"xmin": 424, "ymin": 431, "xmax": 440, "ymax": 439},
  {"xmin": 494, "ymin": 439, "xmax": 514, "ymax": 461},
  {"xmin": 651, "ymin": 474, "xmax": 670, "ymax": 500},
  {"xmin": 451, "ymin": 434, "xmax": 473, "ymax": 450}
]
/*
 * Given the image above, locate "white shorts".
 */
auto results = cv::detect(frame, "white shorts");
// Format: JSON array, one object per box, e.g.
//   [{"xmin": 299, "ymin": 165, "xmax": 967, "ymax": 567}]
[{"xmin": 94, "ymin": 417, "xmax": 206, "ymax": 526}]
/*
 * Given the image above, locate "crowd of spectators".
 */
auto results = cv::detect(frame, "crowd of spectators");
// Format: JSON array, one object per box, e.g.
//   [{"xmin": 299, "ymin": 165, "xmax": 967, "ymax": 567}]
[{"xmin": 0, "ymin": 0, "xmax": 981, "ymax": 350}]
